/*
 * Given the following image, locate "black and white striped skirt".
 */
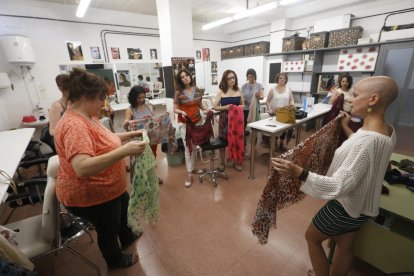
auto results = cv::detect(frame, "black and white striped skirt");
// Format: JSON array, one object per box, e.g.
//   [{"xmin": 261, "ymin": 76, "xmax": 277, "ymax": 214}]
[{"xmin": 312, "ymin": 200, "xmax": 370, "ymax": 236}]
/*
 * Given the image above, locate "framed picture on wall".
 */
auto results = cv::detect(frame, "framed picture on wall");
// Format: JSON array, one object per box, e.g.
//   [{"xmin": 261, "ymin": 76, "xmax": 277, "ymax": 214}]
[
  {"xmin": 127, "ymin": 48, "xmax": 142, "ymax": 60},
  {"xmin": 211, "ymin": 74, "xmax": 218, "ymax": 85},
  {"xmin": 196, "ymin": 50, "xmax": 201, "ymax": 60},
  {"xmin": 150, "ymin": 49, "xmax": 157, "ymax": 60},
  {"xmin": 111, "ymin": 47, "xmax": 121, "ymax": 59},
  {"xmin": 116, "ymin": 70, "xmax": 131, "ymax": 87},
  {"xmin": 202, "ymin": 48, "xmax": 210, "ymax": 61},
  {"xmin": 66, "ymin": 41, "xmax": 84, "ymax": 61},
  {"xmin": 90, "ymin": 46, "xmax": 101, "ymax": 59},
  {"xmin": 211, "ymin": 62, "xmax": 217, "ymax": 73}
]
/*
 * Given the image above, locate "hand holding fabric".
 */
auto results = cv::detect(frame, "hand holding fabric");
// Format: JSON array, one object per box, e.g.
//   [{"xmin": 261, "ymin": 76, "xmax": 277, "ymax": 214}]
[{"xmin": 271, "ymin": 157, "xmax": 303, "ymax": 178}]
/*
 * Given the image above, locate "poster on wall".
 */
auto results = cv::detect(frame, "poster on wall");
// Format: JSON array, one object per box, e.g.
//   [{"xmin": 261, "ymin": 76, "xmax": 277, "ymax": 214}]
[
  {"xmin": 66, "ymin": 41, "xmax": 84, "ymax": 61},
  {"xmin": 196, "ymin": 50, "xmax": 201, "ymax": 60},
  {"xmin": 211, "ymin": 62, "xmax": 217, "ymax": 73},
  {"xmin": 337, "ymin": 46, "xmax": 378, "ymax": 72},
  {"xmin": 111, "ymin": 47, "xmax": 121, "ymax": 59},
  {"xmin": 282, "ymin": 60, "xmax": 305, "ymax": 72},
  {"xmin": 171, "ymin": 57, "xmax": 196, "ymax": 87},
  {"xmin": 211, "ymin": 74, "xmax": 218, "ymax": 85},
  {"xmin": 90, "ymin": 46, "xmax": 101, "ymax": 59},
  {"xmin": 116, "ymin": 70, "xmax": 131, "ymax": 87},
  {"xmin": 127, "ymin": 48, "xmax": 142, "ymax": 60},
  {"xmin": 202, "ymin": 48, "xmax": 210, "ymax": 61},
  {"xmin": 150, "ymin": 49, "xmax": 157, "ymax": 60}
]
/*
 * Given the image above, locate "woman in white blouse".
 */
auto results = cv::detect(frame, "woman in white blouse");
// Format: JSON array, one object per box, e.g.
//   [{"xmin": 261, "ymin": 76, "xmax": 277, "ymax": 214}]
[
  {"xmin": 272, "ymin": 76, "xmax": 398, "ymax": 276},
  {"xmin": 266, "ymin": 72, "xmax": 295, "ymax": 151}
]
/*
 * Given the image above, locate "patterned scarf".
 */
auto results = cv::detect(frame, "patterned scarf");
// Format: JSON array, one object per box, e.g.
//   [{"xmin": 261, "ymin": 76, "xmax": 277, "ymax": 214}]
[
  {"xmin": 177, "ymin": 99, "xmax": 202, "ymax": 124},
  {"xmin": 247, "ymin": 98, "xmax": 260, "ymax": 123},
  {"xmin": 128, "ymin": 132, "xmax": 159, "ymax": 234},
  {"xmin": 185, "ymin": 110, "xmax": 214, "ymax": 153},
  {"xmin": 227, "ymin": 105, "xmax": 245, "ymax": 164},
  {"xmin": 128, "ymin": 112, "xmax": 177, "ymax": 154},
  {"xmin": 252, "ymin": 115, "xmax": 343, "ymax": 244}
]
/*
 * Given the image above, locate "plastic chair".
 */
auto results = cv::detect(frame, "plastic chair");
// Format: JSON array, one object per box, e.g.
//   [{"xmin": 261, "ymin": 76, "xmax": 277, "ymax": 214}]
[
  {"xmin": 5, "ymin": 155, "xmax": 101, "ymax": 275},
  {"xmin": 198, "ymin": 138, "xmax": 228, "ymax": 187}
]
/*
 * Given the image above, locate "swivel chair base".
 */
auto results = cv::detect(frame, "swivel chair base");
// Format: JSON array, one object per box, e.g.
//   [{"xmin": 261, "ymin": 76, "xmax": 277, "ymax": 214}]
[{"xmin": 198, "ymin": 138, "xmax": 228, "ymax": 187}]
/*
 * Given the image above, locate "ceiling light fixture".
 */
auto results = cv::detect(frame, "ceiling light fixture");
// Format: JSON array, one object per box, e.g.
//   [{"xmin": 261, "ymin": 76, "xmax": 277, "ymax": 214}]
[
  {"xmin": 202, "ymin": 17, "xmax": 234, "ymax": 30},
  {"xmin": 202, "ymin": 1, "xmax": 278, "ymax": 31},
  {"xmin": 279, "ymin": 0, "xmax": 301, "ymax": 5},
  {"xmin": 76, "ymin": 0, "xmax": 91, "ymax": 18}
]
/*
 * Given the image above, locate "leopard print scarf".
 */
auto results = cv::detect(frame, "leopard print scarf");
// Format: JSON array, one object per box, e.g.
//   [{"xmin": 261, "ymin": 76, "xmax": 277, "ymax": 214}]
[{"xmin": 252, "ymin": 115, "xmax": 343, "ymax": 244}]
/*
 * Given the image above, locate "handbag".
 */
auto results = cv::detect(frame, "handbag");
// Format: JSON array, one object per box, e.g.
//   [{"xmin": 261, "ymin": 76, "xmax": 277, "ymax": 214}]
[
  {"xmin": 295, "ymin": 109, "xmax": 307, "ymax": 119},
  {"xmin": 275, "ymin": 105, "xmax": 296, "ymax": 124}
]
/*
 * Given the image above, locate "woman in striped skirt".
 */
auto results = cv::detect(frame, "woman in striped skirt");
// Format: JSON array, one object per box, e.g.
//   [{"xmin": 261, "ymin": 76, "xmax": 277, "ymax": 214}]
[{"xmin": 272, "ymin": 76, "xmax": 398, "ymax": 276}]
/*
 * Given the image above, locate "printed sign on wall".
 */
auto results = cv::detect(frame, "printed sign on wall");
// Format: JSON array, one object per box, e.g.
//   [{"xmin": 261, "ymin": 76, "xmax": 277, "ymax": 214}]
[
  {"xmin": 337, "ymin": 47, "xmax": 378, "ymax": 72},
  {"xmin": 282, "ymin": 60, "xmax": 305, "ymax": 72}
]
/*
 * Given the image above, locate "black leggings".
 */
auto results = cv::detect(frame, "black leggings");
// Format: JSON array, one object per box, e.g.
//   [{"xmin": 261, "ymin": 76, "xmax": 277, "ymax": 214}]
[{"xmin": 66, "ymin": 192, "xmax": 135, "ymax": 266}]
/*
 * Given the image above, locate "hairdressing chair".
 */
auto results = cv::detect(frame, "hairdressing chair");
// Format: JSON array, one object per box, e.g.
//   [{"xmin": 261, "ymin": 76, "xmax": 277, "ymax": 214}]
[
  {"xmin": 5, "ymin": 155, "xmax": 101, "ymax": 275},
  {"xmin": 198, "ymin": 138, "xmax": 228, "ymax": 187}
]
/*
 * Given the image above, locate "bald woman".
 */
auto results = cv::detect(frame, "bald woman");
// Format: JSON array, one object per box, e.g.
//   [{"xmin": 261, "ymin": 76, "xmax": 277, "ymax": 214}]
[{"xmin": 272, "ymin": 76, "xmax": 398, "ymax": 276}]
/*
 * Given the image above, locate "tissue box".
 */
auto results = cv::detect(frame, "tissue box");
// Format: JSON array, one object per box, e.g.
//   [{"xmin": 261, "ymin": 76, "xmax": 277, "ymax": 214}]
[{"xmin": 358, "ymin": 37, "xmax": 372, "ymax": 45}]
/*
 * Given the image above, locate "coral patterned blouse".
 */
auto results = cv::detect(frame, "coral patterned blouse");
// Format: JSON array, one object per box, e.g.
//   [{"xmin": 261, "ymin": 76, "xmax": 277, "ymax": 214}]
[{"xmin": 54, "ymin": 109, "xmax": 126, "ymax": 207}]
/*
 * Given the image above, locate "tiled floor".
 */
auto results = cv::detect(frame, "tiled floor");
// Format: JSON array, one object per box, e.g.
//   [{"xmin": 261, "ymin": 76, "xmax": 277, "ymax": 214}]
[{"xmin": 1, "ymin": 130, "xmax": 386, "ymax": 275}]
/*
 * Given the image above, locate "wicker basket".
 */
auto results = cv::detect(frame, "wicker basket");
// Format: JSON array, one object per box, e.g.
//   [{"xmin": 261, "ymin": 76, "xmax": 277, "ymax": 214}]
[
  {"xmin": 282, "ymin": 35, "xmax": 306, "ymax": 52},
  {"xmin": 328, "ymin": 27, "xmax": 363, "ymax": 48},
  {"xmin": 309, "ymin": 32, "xmax": 329, "ymax": 49}
]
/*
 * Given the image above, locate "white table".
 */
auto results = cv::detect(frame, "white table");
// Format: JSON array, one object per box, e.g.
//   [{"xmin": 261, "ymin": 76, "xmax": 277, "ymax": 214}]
[
  {"xmin": 0, "ymin": 128, "xmax": 35, "ymax": 202},
  {"xmin": 247, "ymin": 103, "xmax": 331, "ymax": 179}
]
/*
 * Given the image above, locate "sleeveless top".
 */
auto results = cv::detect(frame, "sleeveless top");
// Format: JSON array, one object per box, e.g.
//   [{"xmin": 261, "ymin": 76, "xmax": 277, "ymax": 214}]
[
  {"xmin": 131, "ymin": 105, "xmax": 153, "ymax": 119},
  {"xmin": 220, "ymin": 96, "xmax": 241, "ymax": 106},
  {"xmin": 269, "ymin": 86, "xmax": 291, "ymax": 111},
  {"xmin": 334, "ymin": 88, "xmax": 353, "ymax": 113},
  {"xmin": 58, "ymin": 100, "xmax": 67, "ymax": 116}
]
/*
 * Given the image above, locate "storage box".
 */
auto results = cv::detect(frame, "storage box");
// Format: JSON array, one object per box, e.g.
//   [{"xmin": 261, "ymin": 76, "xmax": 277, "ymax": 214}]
[
  {"xmin": 309, "ymin": 32, "xmax": 329, "ymax": 49},
  {"xmin": 328, "ymin": 26, "xmax": 363, "ymax": 48},
  {"xmin": 221, "ymin": 42, "xmax": 269, "ymax": 60},
  {"xmin": 282, "ymin": 35, "xmax": 306, "ymax": 52},
  {"xmin": 244, "ymin": 41, "xmax": 270, "ymax": 56},
  {"xmin": 221, "ymin": 46, "xmax": 244, "ymax": 60},
  {"xmin": 166, "ymin": 151, "xmax": 184, "ymax": 166}
]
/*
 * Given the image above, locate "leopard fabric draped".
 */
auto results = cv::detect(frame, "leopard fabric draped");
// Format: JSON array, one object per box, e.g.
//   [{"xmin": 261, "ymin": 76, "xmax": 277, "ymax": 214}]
[
  {"xmin": 252, "ymin": 115, "xmax": 343, "ymax": 244},
  {"xmin": 128, "ymin": 132, "xmax": 159, "ymax": 234}
]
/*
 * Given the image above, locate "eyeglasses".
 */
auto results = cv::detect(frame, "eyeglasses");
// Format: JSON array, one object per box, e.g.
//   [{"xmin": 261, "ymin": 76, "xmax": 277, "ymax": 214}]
[{"xmin": 227, "ymin": 76, "xmax": 235, "ymax": 81}]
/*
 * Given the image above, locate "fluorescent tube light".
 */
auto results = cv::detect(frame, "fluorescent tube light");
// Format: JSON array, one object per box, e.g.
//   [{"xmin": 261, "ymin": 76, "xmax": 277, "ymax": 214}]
[
  {"xmin": 202, "ymin": 17, "xmax": 233, "ymax": 30},
  {"xmin": 202, "ymin": 1, "xmax": 278, "ymax": 31},
  {"xmin": 279, "ymin": 0, "xmax": 301, "ymax": 5},
  {"xmin": 232, "ymin": 2, "xmax": 278, "ymax": 20},
  {"xmin": 76, "ymin": 0, "xmax": 91, "ymax": 18}
]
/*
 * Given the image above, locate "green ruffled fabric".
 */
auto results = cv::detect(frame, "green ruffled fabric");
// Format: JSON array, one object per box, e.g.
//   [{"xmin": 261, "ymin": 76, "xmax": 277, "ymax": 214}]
[{"xmin": 127, "ymin": 132, "xmax": 159, "ymax": 234}]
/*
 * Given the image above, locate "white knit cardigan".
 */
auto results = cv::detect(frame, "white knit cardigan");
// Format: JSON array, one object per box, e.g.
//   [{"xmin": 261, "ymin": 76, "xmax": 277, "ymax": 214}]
[{"xmin": 300, "ymin": 128, "xmax": 396, "ymax": 218}]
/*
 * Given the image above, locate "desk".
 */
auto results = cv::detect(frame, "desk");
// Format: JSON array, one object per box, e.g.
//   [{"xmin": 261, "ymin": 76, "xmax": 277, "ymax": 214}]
[
  {"xmin": 247, "ymin": 103, "xmax": 331, "ymax": 179},
  {"xmin": 0, "ymin": 128, "xmax": 35, "ymax": 202},
  {"xmin": 352, "ymin": 153, "xmax": 414, "ymax": 273}
]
